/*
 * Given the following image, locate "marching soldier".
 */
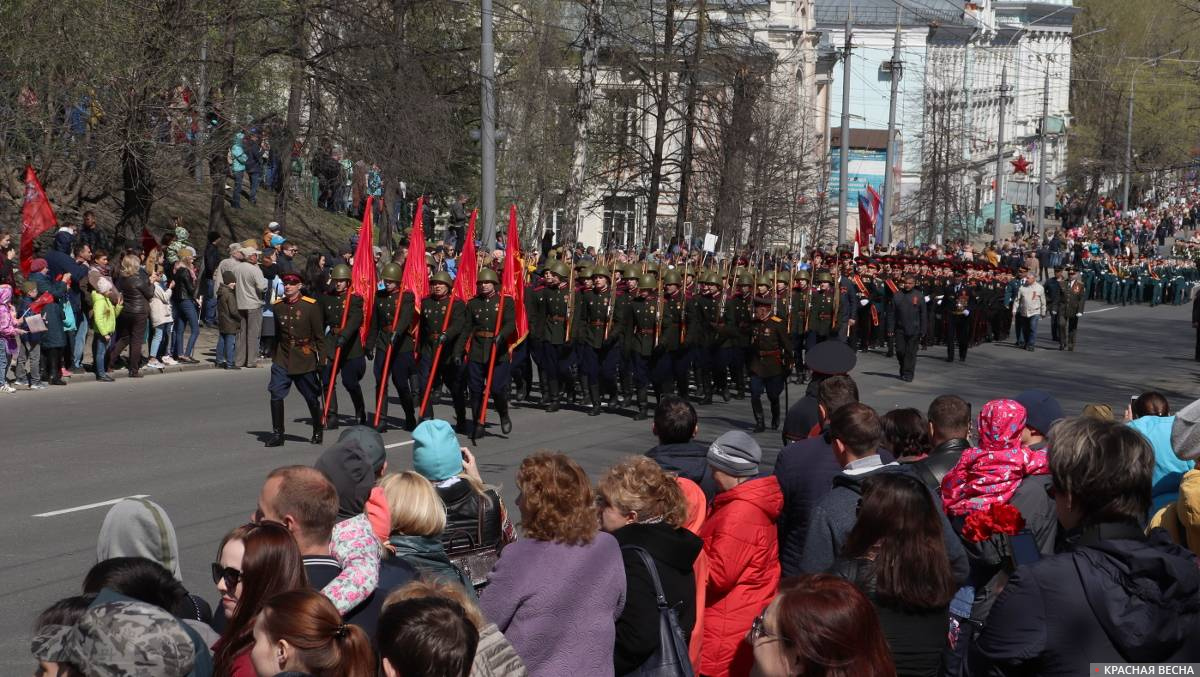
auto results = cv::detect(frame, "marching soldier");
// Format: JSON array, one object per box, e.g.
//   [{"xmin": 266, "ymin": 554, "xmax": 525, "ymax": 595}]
[
  {"xmin": 417, "ymin": 271, "xmax": 469, "ymax": 430},
  {"xmin": 320, "ymin": 264, "xmax": 367, "ymax": 428},
  {"xmin": 688, "ymin": 272, "xmax": 719, "ymax": 404},
  {"xmin": 1059, "ymin": 266, "xmax": 1086, "ymax": 351},
  {"xmin": 717, "ymin": 272, "xmax": 753, "ymax": 400},
  {"xmin": 265, "ymin": 272, "xmax": 326, "ymax": 447},
  {"xmin": 370, "ymin": 262, "xmax": 418, "ymax": 432},
  {"xmin": 466, "ymin": 268, "xmax": 516, "ymax": 437},
  {"xmin": 613, "ymin": 264, "xmax": 640, "ymax": 405},
  {"xmin": 749, "ymin": 295, "xmax": 792, "ymax": 433},
  {"xmin": 789, "ymin": 271, "xmax": 811, "ymax": 383},
  {"xmin": 655, "ymin": 270, "xmax": 690, "ymax": 399},
  {"xmin": 941, "ymin": 270, "xmax": 975, "ymax": 363},
  {"xmin": 626, "ymin": 275, "xmax": 660, "ymax": 420},
  {"xmin": 532, "ymin": 260, "xmax": 573, "ymax": 412},
  {"xmin": 809, "ymin": 270, "xmax": 836, "ymax": 345},
  {"xmin": 577, "ymin": 266, "xmax": 620, "ymax": 415}
]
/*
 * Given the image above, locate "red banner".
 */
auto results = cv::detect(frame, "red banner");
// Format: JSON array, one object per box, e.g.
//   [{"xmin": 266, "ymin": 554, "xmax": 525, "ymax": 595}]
[
  {"xmin": 20, "ymin": 166, "xmax": 57, "ymax": 276},
  {"xmin": 351, "ymin": 196, "xmax": 379, "ymax": 346},
  {"xmin": 453, "ymin": 209, "xmax": 478, "ymax": 304},
  {"xmin": 500, "ymin": 204, "xmax": 528, "ymax": 347},
  {"xmin": 401, "ymin": 196, "xmax": 429, "ymax": 309}
]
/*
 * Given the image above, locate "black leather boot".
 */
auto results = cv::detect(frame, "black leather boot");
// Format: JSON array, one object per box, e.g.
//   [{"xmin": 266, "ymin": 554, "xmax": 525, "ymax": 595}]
[
  {"xmin": 265, "ymin": 400, "xmax": 285, "ymax": 447},
  {"xmin": 349, "ymin": 389, "xmax": 367, "ymax": 425},
  {"xmin": 633, "ymin": 387, "xmax": 649, "ymax": 421},
  {"xmin": 308, "ymin": 401, "xmax": 324, "ymax": 445},
  {"xmin": 325, "ymin": 392, "xmax": 340, "ymax": 430},
  {"xmin": 399, "ymin": 392, "xmax": 417, "ymax": 430},
  {"xmin": 374, "ymin": 394, "xmax": 389, "ymax": 433},
  {"xmin": 752, "ymin": 398, "xmax": 766, "ymax": 433},
  {"xmin": 496, "ymin": 395, "xmax": 513, "ymax": 434},
  {"xmin": 545, "ymin": 379, "xmax": 560, "ymax": 412},
  {"xmin": 588, "ymin": 383, "xmax": 602, "ymax": 416},
  {"xmin": 770, "ymin": 398, "xmax": 781, "ymax": 430}
]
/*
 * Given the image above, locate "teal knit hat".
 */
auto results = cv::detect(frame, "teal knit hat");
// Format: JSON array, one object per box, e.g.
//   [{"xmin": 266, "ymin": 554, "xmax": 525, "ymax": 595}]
[{"xmin": 412, "ymin": 419, "xmax": 463, "ymax": 481}]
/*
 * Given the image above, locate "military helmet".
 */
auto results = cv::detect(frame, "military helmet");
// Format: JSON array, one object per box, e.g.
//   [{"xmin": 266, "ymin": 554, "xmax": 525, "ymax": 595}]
[
  {"xmin": 578, "ymin": 266, "xmax": 593, "ymax": 278},
  {"xmin": 638, "ymin": 275, "xmax": 657, "ymax": 290},
  {"xmin": 815, "ymin": 270, "xmax": 834, "ymax": 283},
  {"xmin": 430, "ymin": 271, "xmax": 453, "ymax": 286},
  {"xmin": 546, "ymin": 261, "xmax": 570, "ymax": 279},
  {"xmin": 380, "ymin": 262, "xmax": 403, "ymax": 282},
  {"xmin": 330, "ymin": 263, "xmax": 352, "ymax": 281},
  {"xmin": 591, "ymin": 265, "xmax": 611, "ymax": 279},
  {"xmin": 701, "ymin": 272, "xmax": 721, "ymax": 286},
  {"xmin": 662, "ymin": 270, "xmax": 682, "ymax": 285},
  {"xmin": 736, "ymin": 273, "xmax": 755, "ymax": 287},
  {"xmin": 756, "ymin": 275, "xmax": 772, "ymax": 287},
  {"xmin": 477, "ymin": 268, "xmax": 499, "ymax": 284},
  {"xmin": 793, "ymin": 270, "xmax": 810, "ymax": 282},
  {"xmin": 624, "ymin": 264, "xmax": 641, "ymax": 279}
]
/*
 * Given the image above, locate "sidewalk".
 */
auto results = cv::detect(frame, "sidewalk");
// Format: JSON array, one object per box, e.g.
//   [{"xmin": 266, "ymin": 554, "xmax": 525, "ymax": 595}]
[{"xmin": 56, "ymin": 324, "xmax": 263, "ymax": 385}]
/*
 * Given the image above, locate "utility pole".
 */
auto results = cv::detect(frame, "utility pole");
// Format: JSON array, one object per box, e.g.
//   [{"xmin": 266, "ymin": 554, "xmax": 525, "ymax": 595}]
[
  {"xmin": 993, "ymin": 67, "xmax": 1009, "ymax": 240},
  {"xmin": 481, "ymin": 0, "xmax": 497, "ymax": 250},
  {"xmin": 836, "ymin": 4, "xmax": 853, "ymax": 245},
  {"xmin": 881, "ymin": 10, "xmax": 902, "ymax": 246},
  {"xmin": 1037, "ymin": 63, "xmax": 1049, "ymax": 237},
  {"xmin": 1122, "ymin": 78, "xmax": 1136, "ymax": 216}
]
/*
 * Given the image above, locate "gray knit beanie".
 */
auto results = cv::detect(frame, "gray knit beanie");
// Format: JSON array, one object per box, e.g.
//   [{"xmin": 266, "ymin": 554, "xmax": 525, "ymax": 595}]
[{"xmin": 707, "ymin": 430, "xmax": 762, "ymax": 478}]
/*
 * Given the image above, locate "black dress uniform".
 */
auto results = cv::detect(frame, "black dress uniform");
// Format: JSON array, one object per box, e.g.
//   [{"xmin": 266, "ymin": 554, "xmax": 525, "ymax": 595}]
[
  {"xmin": 417, "ymin": 287, "xmax": 469, "ymax": 430},
  {"xmin": 320, "ymin": 289, "xmax": 366, "ymax": 428},
  {"xmin": 466, "ymin": 287, "xmax": 516, "ymax": 437},
  {"xmin": 266, "ymin": 282, "xmax": 326, "ymax": 447},
  {"xmin": 940, "ymin": 279, "xmax": 975, "ymax": 362},
  {"xmin": 371, "ymin": 286, "xmax": 418, "ymax": 431},
  {"xmin": 888, "ymin": 286, "xmax": 927, "ymax": 382},
  {"xmin": 749, "ymin": 297, "xmax": 792, "ymax": 433}
]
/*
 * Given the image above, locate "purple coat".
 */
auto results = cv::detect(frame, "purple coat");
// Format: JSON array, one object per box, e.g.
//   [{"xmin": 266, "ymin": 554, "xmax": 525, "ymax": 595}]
[{"xmin": 479, "ymin": 532, "xmax": 626, "ymax": 677}]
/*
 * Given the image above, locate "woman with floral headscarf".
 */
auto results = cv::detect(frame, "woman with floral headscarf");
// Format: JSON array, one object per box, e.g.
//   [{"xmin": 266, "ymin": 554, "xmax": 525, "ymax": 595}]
[{"xmin": 940, "ymin": 399, "xmax": 1049, "ymax": 517}]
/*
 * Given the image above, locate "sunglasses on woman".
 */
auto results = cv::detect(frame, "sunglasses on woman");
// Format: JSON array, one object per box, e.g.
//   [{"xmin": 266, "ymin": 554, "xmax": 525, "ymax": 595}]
[
  {"xmin": 748, "ymin": 613, "xmax": 789, "ymax": 644},
  {"xmin": 211, "ymin": 563, "xmax": 242, "ymax": 589}
]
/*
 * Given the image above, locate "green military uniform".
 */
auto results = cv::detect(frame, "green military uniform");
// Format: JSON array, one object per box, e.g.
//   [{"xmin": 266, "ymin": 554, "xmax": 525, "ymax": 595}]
[
  {"xmin": 1058, "ymin": 274, "xmax": 1086, "ymax": 350},
  {"xmin": 418, "ymin": 276, "xmax": 470, "ymax": 429},
  {"xmin": 266, "ymin": 287, "xmax": 326, "ymax": 447},
  {"xmin": 578, "ymin": 267, "xmax": 620, "ymax": 414},
  {"xmin": 718, "ymin": 277, "xmax": 754, "ymax": 399},
  {"xmin": 531, "ymin": 261, "xmax": 573, "ymax": 411},
  {"xmin": 688, "ymin": 275, "xmax": 719, "ymax": 404},
  {"xmin": 370, "ymin": 267, "xmax": 418, "ymax": 431},
  {"xmin": 655, "ymin": 272, "xmax": 690, "ymax": 399},
  {"xmin": 465, "ymin": 273, "xmax": 517, "ymax": 437},
  {"xmin": 749, "ymin": 296, "xmax": 792, "ymax": 432},
  {"xmin": 318, "ymin": 287, "xmax": 366, "ymax": 428},
  {"xmin": 624, "ymin": 276, "xmax": 659, "ymax": 420}
]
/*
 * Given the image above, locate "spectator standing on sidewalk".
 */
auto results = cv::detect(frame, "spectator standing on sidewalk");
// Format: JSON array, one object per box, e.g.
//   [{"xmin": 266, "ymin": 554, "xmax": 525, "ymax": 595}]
[
  {"xmin": 201, "ymin": 232, "xmax": 222, "ymax": 327},
  {"xmin": 234, "ymin": 246, "xmax": 268, "ymax": 368},
  {"xmin": 89, "ymin": 275, "xmax": 120, "ymax": 382},
  {"xmin": 217, "ymin": 270, "xmax": 241, "ymax": 369}
]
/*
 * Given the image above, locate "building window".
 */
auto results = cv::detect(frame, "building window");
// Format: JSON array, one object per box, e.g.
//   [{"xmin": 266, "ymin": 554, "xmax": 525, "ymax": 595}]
[{"xmin": 603, "ymin": 196, "xmax": 638, "ymax": 249}]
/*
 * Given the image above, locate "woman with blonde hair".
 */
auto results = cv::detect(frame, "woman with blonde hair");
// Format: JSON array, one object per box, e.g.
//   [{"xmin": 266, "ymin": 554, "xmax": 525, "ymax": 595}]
[
  {"xmin": 379, "ymin": 471, "xmax": 475, "ymax": 596},
  {"xmin": 479, "ymin": 452, "xmax": 625, "ymax": 677},
  {"xmin": 107, "ymin": 253, "xmax": 153, "ymax": 377},
  {"xmin": 171, "ymin": 245, "xmax": 201, "ymax": 363},
  {"xmin": 597, "ymin": 456, "xmax": 702, "ymax": 675}
]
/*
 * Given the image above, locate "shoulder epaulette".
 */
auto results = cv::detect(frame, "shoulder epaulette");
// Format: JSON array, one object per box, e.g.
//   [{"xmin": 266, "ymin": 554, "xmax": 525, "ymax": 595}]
[
  {"xmin": 301, "ymin": 296, "xmax": 316, "ymax": 304},
  {"xmin": 770, "ymin": 316, "xmax": 782, "ymax": 322}
]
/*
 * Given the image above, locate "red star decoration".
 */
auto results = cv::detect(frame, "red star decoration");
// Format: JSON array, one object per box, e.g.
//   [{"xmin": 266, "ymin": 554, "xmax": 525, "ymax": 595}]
[{"xmin": 1011, "ymin": 155, "xmax": 1031, "ymax": 174}]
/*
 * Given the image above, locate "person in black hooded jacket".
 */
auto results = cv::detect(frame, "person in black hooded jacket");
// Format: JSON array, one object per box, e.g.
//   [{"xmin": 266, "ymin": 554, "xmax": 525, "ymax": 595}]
[
  {"xmin": 644, "ymin": 395, "xmax": 716, "ymax": 502},
  {"xmin": 970, "ymin": 416, "xmax": 1200, "ymax": 676},
  {"xmin": 598, "ymin": 456, "xmax": 702, "ymax": 675},
  {"xmin": 904, "ymin": 394, "xmax": 971, "ymax": 493}
]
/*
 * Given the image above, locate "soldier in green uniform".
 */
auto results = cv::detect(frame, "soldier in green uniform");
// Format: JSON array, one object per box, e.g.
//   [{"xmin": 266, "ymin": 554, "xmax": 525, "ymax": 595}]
[
  {"xmin": 749, "ymin": 295, "xmax": 792, "ymax": 433},
  {"xmin": 466, "ymin": 268, "xmax": 516, "ymax": 437},
  {"xmin": 624, "ymin": 275, "xmax": 660, "ymax": 420},
  {"xmin": 654, "ymin": 269, "xmax": 690, "ymax": 399},
  {"xmin": 577, "ymin": 266, "xmax": 621, "ymax": 415},
  {"xmin": 789, "ymin": 270, "xmax": 811, "ymax": 383},
  {"xmin": 717, "ymin": 272, "xmax": 754, "ymax": 400},
  {"xmin": 809, "ymin": 270, "xmax": 836, "ymax": 345},
  {"xmin": 417, "ymin": 272, "xmax": 469, "ymax": 430},
  {"xmin": 319, "ymin": 263, "xmax": 366, "ymax": 428},
  {"xmin": 531, "ymin": 260, "xmax": 573, "ymax": 412},
  {"xmin": 265, "ymin": 272, "xmax": 326, "ymax": 447},
  {"xmin": 613, "ymin": 264, "xmax": 640, "ymax": 405},
  {"xmin": 370, "ymin": 262, "xmax": 418, "ymax": 432}
]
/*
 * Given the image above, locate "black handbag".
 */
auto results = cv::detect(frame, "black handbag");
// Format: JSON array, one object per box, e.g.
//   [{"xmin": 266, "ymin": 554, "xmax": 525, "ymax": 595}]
[
  {"xmin": 619, "ymin": 545, "xmax": 695, "ymax": 677},
  {"xmin": 443, "ymin": 499, "xmax": 501, "ymax": 590}
]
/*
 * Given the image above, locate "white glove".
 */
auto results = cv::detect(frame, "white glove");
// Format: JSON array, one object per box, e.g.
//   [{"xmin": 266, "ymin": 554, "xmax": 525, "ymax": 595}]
[
  {"xmin": 859, "ymin": 299, "xmax": 869, "ymax": 306},
  {"xmin": 924, "ymin": 296, "xmax": 931, "ymax": 303},
  {"xmin": 963, "ymin": 309, "xmax": 970, "ymax": 316},
  {"xmin": 1076, "ymin": 312, "xmax": 1082, "ymax": 317}
]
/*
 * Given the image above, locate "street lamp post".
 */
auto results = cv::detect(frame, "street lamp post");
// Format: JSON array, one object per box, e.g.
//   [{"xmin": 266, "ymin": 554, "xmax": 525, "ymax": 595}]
[{"xmin": 1123, "ymin": 49, "xmax": 1181, "ymax": 215}]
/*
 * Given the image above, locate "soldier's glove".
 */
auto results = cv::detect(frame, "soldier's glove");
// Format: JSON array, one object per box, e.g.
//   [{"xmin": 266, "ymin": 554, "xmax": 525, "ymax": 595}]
[
  {"xmin": 859, "ymin": 299, "xmax": 869, "ymax": 306},
  {"xmin": 437, "ymin": 333, "xmax": 448, "ymax": 345},
  {"xmin": 1076, "ymin": 313, "xmax": 1082, "ymax": 317},
  {"xmin": 365, "ymin": 348, "xmax": 375, "ymax": 361},
  {"xmin": 963, "ymin": 309, "xmax": 970, "ymax": 316},
  {"xmin": 335, "ymin": 334, "xmax": 349, "ymax": 349},
  {"xmin": 450, "ymin": 355, "xmax": 464, "ymax": 368},
  {"xmin": 382, "ymin": 331, "xmax": 395, "ymax": 345}
]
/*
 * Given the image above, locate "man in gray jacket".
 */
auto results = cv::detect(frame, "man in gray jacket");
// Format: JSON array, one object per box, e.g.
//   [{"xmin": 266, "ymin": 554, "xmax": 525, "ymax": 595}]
[
  {"xmin": 1012, "ymin": 272, "xmax": 1047, "ymax": 351},
  {"xmin": 233, "ymin": 247, "xmax": 268, "ymax": 367}
]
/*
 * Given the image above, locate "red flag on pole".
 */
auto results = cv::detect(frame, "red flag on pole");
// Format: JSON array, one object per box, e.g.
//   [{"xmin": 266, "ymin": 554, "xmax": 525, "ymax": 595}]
[
  {"xmin": 351, "ymin": 196, "xmax": 379, "ymax": 346},
  {"xmin": 401, "ymin": 196, "xmax": 429, "ymax": 306},
  {"xmin": 141, "ymin": 227, "xmax": 160, "ymax": 257},
  {"xmin": 28, "ymin": 291, "xmax": 55, "ymax": 314},
  {"xmin": 20, "ymin": 166, "xmax": 57, "ymax": 276},
  {"xmin": 500, "ymin": 204, "xmax": 528, "ymax": 347},
  {"xmin": 453, "ymin": 209, "xmax": 478, "ymax": 304}
]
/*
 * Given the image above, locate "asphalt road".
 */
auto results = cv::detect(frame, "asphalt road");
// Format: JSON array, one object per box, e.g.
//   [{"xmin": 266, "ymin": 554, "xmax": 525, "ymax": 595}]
[{"xmin": 1, "ymin": 300, "xmax": 1196, "ymax": 670}]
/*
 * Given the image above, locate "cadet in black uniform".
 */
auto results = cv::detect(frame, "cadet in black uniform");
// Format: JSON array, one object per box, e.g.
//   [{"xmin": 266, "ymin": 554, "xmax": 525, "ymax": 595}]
[
  {"xmin": 466, "ymin": 268, "xmax": 516, "ymax": 437},
  {"xmin": 417, "ymin": 271, "xmax": 469, "ymax": 430},
  {"xmin": 320, "ymin": 263, "xmax": 366, "ymax": 428},
  {"xmin": 941, "ymin": 271, "xmax": 975, "ymax": 363},
  {"xmin": 887, "ymin": 274, "xmax": 927, "ymax": 382},
  {"xmin": 749, "ymin": 295, "xmax": 792, "ymax": 433},
  {"xmin": 265, "ymin": 272, "xmax": 326, "ymax": 447},
  {"xmin": 370, "ymin": 262, "xmax": 418, "ymax": 432}
]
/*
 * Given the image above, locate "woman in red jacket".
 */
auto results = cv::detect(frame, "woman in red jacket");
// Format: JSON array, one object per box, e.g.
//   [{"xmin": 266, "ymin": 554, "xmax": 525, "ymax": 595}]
[{"xmin": 699, "ymin": 431, "xmax": 783, "ymax": 677}]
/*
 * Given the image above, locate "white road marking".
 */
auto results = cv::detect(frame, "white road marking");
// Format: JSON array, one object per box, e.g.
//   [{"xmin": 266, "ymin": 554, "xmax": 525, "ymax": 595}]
[
  {"xmin": 1083, "ymin": 307, "xmax": 1119, "ymax": 314},
  {"xmin": 385, "ymin": 441, "xmax": 414, "ymax": 449},
  {"xmin": 34, "ymin": 494, "xmax": 151, "ymax": 518}
]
